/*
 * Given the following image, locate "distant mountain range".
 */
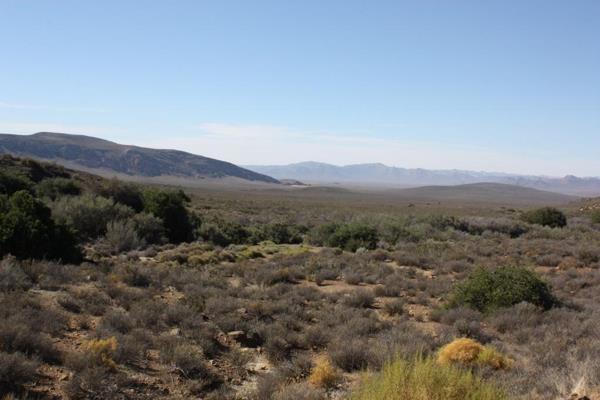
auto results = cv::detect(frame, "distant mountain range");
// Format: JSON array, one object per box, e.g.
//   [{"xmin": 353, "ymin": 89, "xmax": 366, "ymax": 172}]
[
  {"xmin": 246, "ymin": 161, "xmax": 600, "ymax": 196},
  {"xmin": 0, "ymin": 132, "xmax": 279, "ymax": 184}
]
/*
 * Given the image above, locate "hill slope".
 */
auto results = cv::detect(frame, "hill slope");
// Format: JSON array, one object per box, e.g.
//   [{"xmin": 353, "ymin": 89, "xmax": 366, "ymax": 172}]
[
  {"xmin": 391, "ymin": 182, "xmax": 577, "ymax": 205},
  {"xmin": 246, "ymin": 162, "xmax": 600, "ymax": 196},
  {"xmin": 0, "ymin": 132, "xmax": 279, "ymax": 184}
]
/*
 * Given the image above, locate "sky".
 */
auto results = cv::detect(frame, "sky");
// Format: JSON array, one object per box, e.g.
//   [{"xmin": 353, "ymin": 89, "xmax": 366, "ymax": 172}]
[{"xmin": 1, "ymin": 0, "xmax": 599, "ymax": 176}]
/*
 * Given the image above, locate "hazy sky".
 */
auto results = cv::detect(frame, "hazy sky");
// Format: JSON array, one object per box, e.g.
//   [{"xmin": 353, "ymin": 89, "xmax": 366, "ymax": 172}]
[{"xmin": 1, "ymin": 1, "xmax": 599, "ymax": 176}]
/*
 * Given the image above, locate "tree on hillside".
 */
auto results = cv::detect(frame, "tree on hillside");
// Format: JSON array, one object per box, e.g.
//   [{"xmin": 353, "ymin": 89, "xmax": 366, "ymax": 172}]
[
  {"xmin": 143, "ymin": 189, "xmax": 194, "ymax": 243},
  {"xmin": 0, "ymin": 191, "xmax": 79, "ymax": 261}
]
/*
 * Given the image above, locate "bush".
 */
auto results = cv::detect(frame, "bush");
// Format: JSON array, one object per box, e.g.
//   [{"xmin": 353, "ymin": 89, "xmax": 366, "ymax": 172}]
[
  {"xmin": 250, "ymin": 223, "xmax": 305, "ymax": 244},
  {"xmin": 0, "ymin": 191, "xmax": 80, "ymax": 261},
  {"xmin": 591, "ymin": 210, "xmax": 600, "ymax": 224},
  {"xmin": 85, "ymin": 337, "xmax": 118, "ymax": 370},
  {"xmin": 97, "ymin": 178, "xmax": 144, "ymax": 212},
  {"xmin": 143, "ymin": 189, "xmax": 194, "ymax": 243},
  {"xmin": 521, "ymin": 207, "xmax": 567, "ymax": 228},
  {"xmin": 448, "ymin": 266, "xmax": 557, "ymax": 313},
  {"xmin": 35, "ymin": 177, "xmax": 80, "ymax": 200},
  {"xmin": 104, "ymin": 219, "xmax": 144, "ymax": 253},
  {"xmin": 350, "ymin": 356, "xmax": 508, "ymax": 400},
  {"xmin": 308, "ymin": 356, "xmax": 341, "ymax": 389},
  {"xmin": 132, "ymin": 212, "xmax": 166, "ymax": 245},
  {"xmin": 310, "ymin": 222, "xmax": 378, "ymax": 252},
  {"xmin": 437, "ymin": 338, "xmax": 511, "ymax": 370},
  {"xmin": 383, "ymin": 299, "xmax": 405, "ymax": 316},
  {"xmin": 329, "ymin": 339, "xmax": 374, "ymax": 372},
  {"xmin": 198, "ymin": 221, "xmax": 249, "ymax": 246},
  {"xmin": 52, "ymin": 194, "xmax": 134, "ymax": 240},
  {"xmin": 0, "ymin": 170, "xmax": 32, "ymax": 195},
  {"xmin": 0, "ymin": 256, "xmax": 32, "ymax": 292},
  {"xmin": 329, "ymin": 223, "xmax": 378, "ymax": 252},
  {"xmin": 343, "ymin": 289, "xmax": 375, "ymax": 308},
  {"xmin": 0, "ymin": 351, "xmax": 39, "ymax": 395}
]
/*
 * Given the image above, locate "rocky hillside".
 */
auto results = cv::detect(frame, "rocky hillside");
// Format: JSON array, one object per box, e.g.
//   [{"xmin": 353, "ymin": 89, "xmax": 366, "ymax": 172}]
[{"xmin": 0, "ymin": 132, "xmax": 279, "ymax": 183}]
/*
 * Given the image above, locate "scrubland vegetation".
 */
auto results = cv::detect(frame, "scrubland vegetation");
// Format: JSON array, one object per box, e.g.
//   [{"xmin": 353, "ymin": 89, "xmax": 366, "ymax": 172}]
[{"xmin": 1, "ymin": 155, "xmax": 600, "ymax": 399}]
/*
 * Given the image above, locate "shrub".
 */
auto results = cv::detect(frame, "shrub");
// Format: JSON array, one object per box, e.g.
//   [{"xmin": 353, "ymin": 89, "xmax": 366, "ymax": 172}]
[
  {"xmin": 97, "ymin": 178, "xmax": 144, "ymax": 212},
  {"xmin": 0, "ymin": 322, "xmax": 60, "ymax": 363},
  {"xmin": 592, "ymin": 210, "xmax": 600, "ymax": 224},
  {"xmin": 329, "ymin": 223, "xmax": 379, "ymax": 252},
  {"xmin": 104, "ymin": 219, "xmax": 144, "ymax": 253},
  {"xmin": 250, "ymin": 223, "xmax": 305, "ymax": 244},
  {"xmin": 85, "ymin": 337, "xmax": 118, "ymax": 370},
  {"xmin": 448, "ymin": 266, "xmax": 557, "ymax": 312},
  {"xmin": 351, "ymin": 356, "xmax": 508, "ymax": 400},
  {"xmin": 0, "ymin": 351, "xmax": 39, "ymax": 394},
  {"xmin": 309, "ymin": 222, "xmax": 378, "ymax": 251},
  {"xmin": 131, "ymin": 212, "xmax": 166, "ymax": 245},
  {"xmin": 35, "ymin": 177, "xmax": 80, "ymax": 200},
  {"xmin": 160, "ymin": 342, "xmax": 212, "ymax": 379},
  {"xmin": 437, "ymin": 338, "xmax": 512, "ymax": 370},
  {"xmin": 329, "ymin": 338, "xmax": 374, "ymax": 372},
  {"xmin": 0, "ymin": 191, "xmax": 80, "ymax": 261},
  {"xmin": 0, "ymin": 170, "xmax": 32, "ymax": 195},
  {"xmin": 343, "ymin": 289, "xmax": 375, "ymax": 308},
  {"xmin": 197, "ymin": 221, "xmax": 249, "ymax": 246},
  {"xmin": 521, "ymin": 207, "xmax": 567, "ymax": 228},
  {"xmin": 308, "ymin": 356, "xmax": 341, "ymax": 389},
  {"xmin": 0, "ymin": 256, "xmax": 32, "ymax": 292},
  {"xmin": 143, "ymin": 189, "xmax": 194, "ymax": 243},
  {"xmin": 273, "ymin": 383, "xmax": 325, "ymax": 400},
  {"xmin": 52, "ymin": 194, "xmax": 134, "ymax": 240},
  {"xmin": 383, "ymin": 299, "xmax": 405, "ymax": 316}
]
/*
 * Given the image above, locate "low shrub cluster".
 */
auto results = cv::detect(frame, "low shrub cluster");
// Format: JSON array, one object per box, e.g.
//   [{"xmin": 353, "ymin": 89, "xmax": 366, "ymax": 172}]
[{"xmin": 521, "ymin": 207, "xmax": 567, "ymax": 228}]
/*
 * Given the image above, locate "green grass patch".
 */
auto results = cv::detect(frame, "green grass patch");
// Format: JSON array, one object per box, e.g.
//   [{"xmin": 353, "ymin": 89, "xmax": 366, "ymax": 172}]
[{"xmin": 351, "ymin": 356, "xmax": 508, "ymax": 400}]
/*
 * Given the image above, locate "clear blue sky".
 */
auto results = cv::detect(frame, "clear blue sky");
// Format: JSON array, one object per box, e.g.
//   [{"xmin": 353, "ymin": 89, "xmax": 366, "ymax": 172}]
[{"xmin": 1, "ymin": 0, "xmax": 599, "ymax": 176}]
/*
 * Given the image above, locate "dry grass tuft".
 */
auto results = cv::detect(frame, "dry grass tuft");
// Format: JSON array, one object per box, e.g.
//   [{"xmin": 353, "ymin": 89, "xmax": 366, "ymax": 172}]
[{"xmin": 437, "ymin": 338, "xmax": 511, "ymax": 370}]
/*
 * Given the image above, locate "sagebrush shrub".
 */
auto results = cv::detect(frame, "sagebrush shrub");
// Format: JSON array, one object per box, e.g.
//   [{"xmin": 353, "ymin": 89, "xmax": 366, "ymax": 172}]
[{"xmin": 0, "ymin": 351, "xmax": 39, "ymax": 394}]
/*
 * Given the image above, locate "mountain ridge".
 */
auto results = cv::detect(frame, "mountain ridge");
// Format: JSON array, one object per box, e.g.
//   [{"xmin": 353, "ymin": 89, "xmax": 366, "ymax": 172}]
[
  {"xmin": 246, "ymin": 161, "xmax": 600, "ymax": 196},
  {"xmin": 0, "ymin": 132, "xmax": 279, "ymax": 184}
]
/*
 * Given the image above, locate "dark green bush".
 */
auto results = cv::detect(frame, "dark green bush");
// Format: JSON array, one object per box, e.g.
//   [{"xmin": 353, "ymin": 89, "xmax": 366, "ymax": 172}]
[
  {"xmin": 98, "ymin": 179, "xmax": 144, "ymax": 212},
  {"xmin": 591, "ymin": 210, "xmax": 600, "ymax": 224},
  {"xmin": 35, "ymin": 177, "xmax": 80, "ymax": 200},
  {"xmin": 329, "ymin": 223, "xmax": 379, "ymax": 252},
  {"xmin": 0, "ymin": 191, "xmax": 80, "ymax": 261},
  {"xmin": 521, "ymin": 207, "xmax": 567, "ymax": 228},
  {"xmin": 448, "ymin": 266, "xmax": 557, "ymax": 312},
  {"xmin": 0, "ymin": 170, "xmax": 32, "ymax": 195},
  {"xmin": 143, "ymin": 189, "xmax": 194, "ymax": 243},
  {"xmin": 198, "ymin": 221, "xmax": 250, "ymax": 246},
  {"xmin": 250, "ymin": 223, "xmax": 305, "ymax": 244},
  {"xmin": 309, "ymin": 222, "xmax": 378, "ymax": 251}
]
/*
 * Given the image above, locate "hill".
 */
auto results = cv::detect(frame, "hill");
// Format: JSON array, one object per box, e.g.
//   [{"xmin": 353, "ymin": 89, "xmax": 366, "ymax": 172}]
[
  {"xmin": 246, "ymin": 161, "xmax": 600, "ymax": 196},
  {"xmin": 0, "ymin": 132, "xmax": 279, "ymax": 184},
  {"xmin": 390, "ymin": 182, "xmax": 577, "ymax": 205}
]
